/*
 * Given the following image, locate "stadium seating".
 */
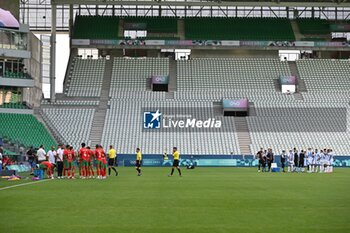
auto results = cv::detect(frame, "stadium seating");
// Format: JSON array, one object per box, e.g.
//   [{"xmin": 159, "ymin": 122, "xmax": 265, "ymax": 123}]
[
  {"xmin": 296, "ymin": 18, "xmax": 330, "ymax": 35},
  {"xmin": 102, "ymin": 99, "xmax": 241, "ymax": 155},
  {"xmin": 296, "ymin": 59, "xmax": 350, "ymax": 91},
  {"xmin": 177, "ymin": 58, "xmax": 291, "ymax": 90},
  {"xmin": 184, "ymin": 17, "xmax": 295, "ymax": 40},
  {"xmin": 2, "ymin": 71, "xmax": 32, "ymax": 79},
  {"xmin": 41, "ymin": 99, "xmax": 99, "ymax": 106},
  {"xmin": 41, "ymin": 108, "xmax": 95, "ymax": 149},
  {"xmin": 110, "ymin": 57, "xmax": 169, "ymax": 93},
  {"xmin": 124, "ymin": 16, "xmax": 178, "ymax": 34},
  {"xmin": 65, "ymin": 58, "xmax": 105, "ymax": 97},
  {"xmin": 0, "ymin": 102, "xmax": 28, "ymax": 109},
  {"xmin": 0, "ymin": 113, "xmax": 56, "ymax": 148},
  {"xmin": 72, "ymin": 15, "xmax": 119, "ymax": 39}
]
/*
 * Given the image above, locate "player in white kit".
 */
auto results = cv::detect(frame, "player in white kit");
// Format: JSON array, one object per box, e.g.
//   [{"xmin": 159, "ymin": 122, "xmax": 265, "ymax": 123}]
[{"xmin": 287, "ymin": 149, "xmax": 294, "ymax": 172}]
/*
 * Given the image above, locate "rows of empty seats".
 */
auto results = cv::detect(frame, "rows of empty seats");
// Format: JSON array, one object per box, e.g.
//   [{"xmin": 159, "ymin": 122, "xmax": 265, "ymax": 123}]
[
  {"xmin": 41, "ymin": 108, "xmax": 95, "ymax": 149},
  {"xmin": 248, "ymin": 102, "xmax": 350, "ymax": 155},
  {"xmin": 109, "ymin": 91, "xmax": 166, "ymax": 100},
  {"xmin": 296, "ymin": 59, "xmax": 350, "ymax": 91},
  {"xmin": 102, "ymin": 99, "xmax": 240, "ymax": 154},
  {"xmin": 0, "ymin": 113, "xmax": 56, "ymax": 148},
  {"xmin": 110, "ymin": 57, "xmax": 169, "ymax": 93},
  {"xmin": 41, "ymin": 99, "xmax": 99, "ymax": 106},
  {"xmin": 177, "ymin": 58, "xmax": 291, "ymax": 90},
  {"xmin": 65, "ymin": 58, "xmax": 105, "ymax": 97},
  {"xmin": 174, "ymin": 89, "xmax": 296, "ymax": 103}
]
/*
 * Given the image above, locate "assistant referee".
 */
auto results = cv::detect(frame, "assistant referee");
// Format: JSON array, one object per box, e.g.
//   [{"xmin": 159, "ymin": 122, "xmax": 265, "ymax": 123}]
[
  {"xmin": 168, "ymin": 147, "xmax": 182, "ymax": 177},
  {"xmin": 108, "ymin": 145, "xmax": 118, "ymax": 176}
]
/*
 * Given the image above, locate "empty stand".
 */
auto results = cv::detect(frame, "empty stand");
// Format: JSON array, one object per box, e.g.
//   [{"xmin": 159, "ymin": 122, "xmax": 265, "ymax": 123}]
[
  {"xmin": 177, "ymin": 58, "xmax": 291, "ymax": 90},
  {"xmin": 296, "ymin": 59, "xmax": 350, "ymax": 91},
  {"xmin": 73, "ymin": 15, "xmax": 119, "ymax": 39},
  {"xmin": 184, "ymin": 17, "xmax": 295, "ymax": 40},
  {"xmin": 110, "ymin": 57, "xmax": 169, "ymax": 93},
  {"xmin": 65, "ymin": 58, "xmax": 105, "ymax": 97},
  {"xmin": 41, "ymin": 108, "xmax": 95, "ymax": 149},
  {"xmin": 0, "ymin": 113, "xmax": 56, "ymax": 148}
]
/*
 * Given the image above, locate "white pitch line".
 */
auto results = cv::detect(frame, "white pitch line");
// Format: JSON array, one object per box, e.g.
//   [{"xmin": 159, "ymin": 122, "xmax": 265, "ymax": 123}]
[{"xmin": 0, "ymin": 179, "xmax": 51, "ymax": 191}]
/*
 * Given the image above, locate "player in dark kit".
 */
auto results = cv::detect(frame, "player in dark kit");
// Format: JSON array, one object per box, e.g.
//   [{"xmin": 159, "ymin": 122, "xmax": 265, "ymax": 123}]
[
  {"xmin": 257, "ymin": 149, "xmax": 263, "ymax": 172},
  {"xmin": 266, "ymin": 148, "xmax": 274, "ymax": 172},
  {"xmin": 168, "ymin": 147, "xmax": 182, "ymax": 177},
  {"xmin": 135, "ymin": 148, "xmax": 142, "ymax": 176}
]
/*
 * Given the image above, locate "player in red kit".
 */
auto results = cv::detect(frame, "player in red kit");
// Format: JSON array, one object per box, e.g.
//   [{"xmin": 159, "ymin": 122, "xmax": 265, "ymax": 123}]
[
  {"xmin": 64, "ymin": 146, "xmax": 76, "ymax": 179},
  {"xmin": 100, "ymin": 146, "xmax": 107, "ymax": 179},
  {"xmin": 87, "ymin": 146, "xmax": 95, "ymax": 178},
  {"xmin": 62, "ymin": 145, "xmax": 70, "ymax": 178},
  {"xmin": 94, "ymin": 144, "xmax": 107, "ymax": 179},
  {"xmin": 79, "ymin": 143, "xmax": 90, "ymax": 179}
]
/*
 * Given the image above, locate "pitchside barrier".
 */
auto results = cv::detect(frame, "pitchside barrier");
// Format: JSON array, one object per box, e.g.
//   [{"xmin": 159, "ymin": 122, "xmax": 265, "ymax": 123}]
[{"xmin": 116, "ymin": 154, "xmax": 350, "ymax": 168}]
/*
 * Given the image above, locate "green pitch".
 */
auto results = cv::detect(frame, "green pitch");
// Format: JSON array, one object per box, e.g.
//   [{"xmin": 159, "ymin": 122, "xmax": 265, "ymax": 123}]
[{"xmin": 1, "ymin": 167, "xmax": 349, "ymax": 233}]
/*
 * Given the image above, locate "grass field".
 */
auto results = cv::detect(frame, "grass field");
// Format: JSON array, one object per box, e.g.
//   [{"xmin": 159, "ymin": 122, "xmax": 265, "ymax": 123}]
[{"xmin": 1, "ymin": 167, "xmax": 350, "ymax": 233}]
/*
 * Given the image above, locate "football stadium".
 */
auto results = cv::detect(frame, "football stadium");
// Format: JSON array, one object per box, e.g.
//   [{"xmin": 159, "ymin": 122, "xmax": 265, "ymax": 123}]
[{"xmin": 1, "ymin": 0, "xmax": 350, "ymax": 232}]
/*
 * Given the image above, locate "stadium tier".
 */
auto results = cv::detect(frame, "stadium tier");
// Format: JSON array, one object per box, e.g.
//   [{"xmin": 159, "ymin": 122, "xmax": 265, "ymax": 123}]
[
  {"xmin": 102, "ymin": 99, "xmax": 241, "ymax": 154},
  {"xmin": 0, "ymin": 113, "xmax": 56, "ymax": 148},
  {"xmin": 52, "ymin": 57, "xmax": 350, "ymax": 155},
  {"xmin": 124, "ymin": 16, "xmax": 178, "ymax": 34},
  {"xmin": 177, "ymin": 58, "xmax": 291, "ymax": 90},
  {"xmin": 110, "ymin": 57, "xmax": 169, "ymax": 93},
  {"xmin": 296, "ymin": 59, "xmax": 350, "ymax": 91},
  {"xmin": 72, "ymin": 15, "xmax": 119, "ymax": 39},
  {"xmin": 41, "ymin": 108, "xmax": 95, "ymax": 149},
  {"xmin": 296, "ymin": 18, "xmax": 331, "ymax": 35},
  {"xmin": 184, "ymin": 17, "xmax": 295, "ymax": 40},
  {"xmin": 65, "ymin": 58, "xmax": 105, "ymax": 97}
]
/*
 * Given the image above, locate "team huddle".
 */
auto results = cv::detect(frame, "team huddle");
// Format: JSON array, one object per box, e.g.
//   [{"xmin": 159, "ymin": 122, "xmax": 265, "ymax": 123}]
[
  {"xmin": 34, "ymin": 144, "xmax": 182, "ymax": 179},
  {"xmin": 257, "ymin": 148, "xmax": 335, "ymax": 173}
]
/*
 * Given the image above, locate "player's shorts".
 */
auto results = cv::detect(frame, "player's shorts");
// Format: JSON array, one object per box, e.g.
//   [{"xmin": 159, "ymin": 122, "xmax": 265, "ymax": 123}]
[
  {"xmin": 173, "ymin": 159, "xmax": 180, "ymax": 167},
  {"xmin": 108, "ymin": 158, "xmax": 115, "ymax": 166},
  {"xmin": 67, "ymin": 161, "xmax": 75, "ymax": 168},
  {"xmin": 288, "ymin": 161, "xmax": 294, "ymax": 165},
  {"xmin": 63, "ymin": 160, "xmax": 69, "ymax": 168},
  {"xmin": 308, "ymin": 158, "xmax": 313, "ymax": 165},
  {"xmin": 96, "ymin": 160, "xmax": 103, "ymax": 167},
  {"xmin": 81, "ymin": 160, "xmax": 89, "ymax": 167},
  {"xmin": 135, "ymin": 160, "xmax": 142, "ymax": 167}
]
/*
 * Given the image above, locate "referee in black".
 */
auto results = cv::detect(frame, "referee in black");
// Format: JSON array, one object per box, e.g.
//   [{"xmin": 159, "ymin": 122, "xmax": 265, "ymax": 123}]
[{"xmin": 168, "ymin": 147, "xmax": 182, "ymax": 177}]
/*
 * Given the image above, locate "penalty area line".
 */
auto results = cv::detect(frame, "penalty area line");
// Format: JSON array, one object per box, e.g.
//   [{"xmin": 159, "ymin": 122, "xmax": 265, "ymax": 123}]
[{"xmin": 0, "ymin": 179, "xmax": 51, "ymax": 191}]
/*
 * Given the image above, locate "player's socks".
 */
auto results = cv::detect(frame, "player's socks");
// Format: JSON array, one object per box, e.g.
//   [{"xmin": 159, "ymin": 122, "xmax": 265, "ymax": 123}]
[
  {"xmin": 72, "ymin": 170, "xmax": 75, "ymax": 178},
  {"xmin": 67, "ymin": 170, "xmax": 70, "ymax": 177},
  {"xmin": 177, "ymin": 168, "xmax": 182, "ymax": 176},
  {"xmin": 171, "ymin": 168, "xmax": 174, "ymax": 175},
  {"xmin": 108, "ymin": 168, "xmax": 111, "ymax": 176},
  {"xmin": 111, "ymin": 167, "xmax": 118, "ymax": 175}
]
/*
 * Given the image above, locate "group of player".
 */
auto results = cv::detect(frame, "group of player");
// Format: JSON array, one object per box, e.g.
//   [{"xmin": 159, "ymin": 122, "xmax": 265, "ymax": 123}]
[
  {"xmin": 257, "ymin": 147, "xmax": 335, "ymax": 173},
  {"xmin": 37, "ymin": 143, "xmax": 118, "ymax": 179},
  {"xmin": 36, "ymin": 143, "xmax": 182, "ymax": 179}
]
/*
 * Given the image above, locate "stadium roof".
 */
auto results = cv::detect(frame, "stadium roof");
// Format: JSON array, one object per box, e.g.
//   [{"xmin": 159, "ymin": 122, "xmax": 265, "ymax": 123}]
[{"xmin": 52, "ymin": 0, "xmax": 350, "ymax": 7}]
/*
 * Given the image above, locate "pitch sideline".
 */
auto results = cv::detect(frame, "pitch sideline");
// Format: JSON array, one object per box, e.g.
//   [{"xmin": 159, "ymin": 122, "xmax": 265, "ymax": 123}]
[{"xmin": 0, "ymin": 179, "xmax": 51, "ymax": 191}]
